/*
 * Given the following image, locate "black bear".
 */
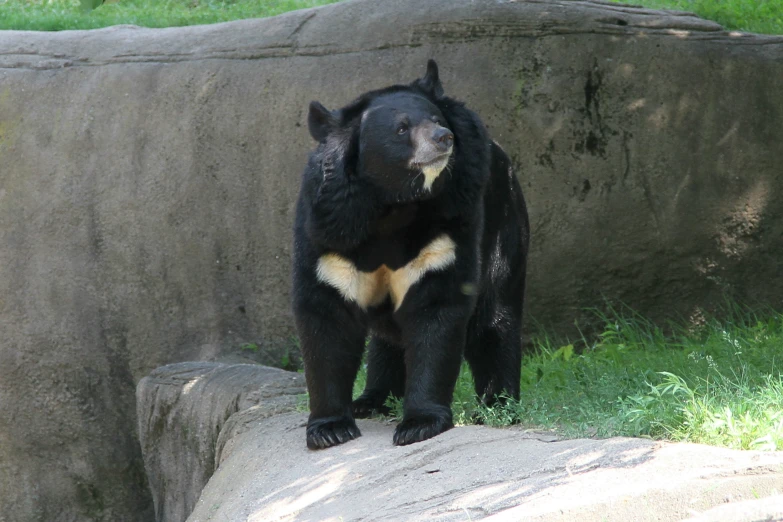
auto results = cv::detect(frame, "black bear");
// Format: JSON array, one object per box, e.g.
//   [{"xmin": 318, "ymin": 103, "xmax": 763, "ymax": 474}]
[{"xmin": 292, "ymin": 60, "xmax": 529, "ymax": 449}]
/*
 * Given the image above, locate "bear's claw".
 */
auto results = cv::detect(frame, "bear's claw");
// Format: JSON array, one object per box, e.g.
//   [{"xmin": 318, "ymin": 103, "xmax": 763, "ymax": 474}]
[
  {"xmin": 306, "ymin": 416, "xmax": 361, "ymax": 450},
  {"xmin": 393, "ymin": 413, "xmax": 453, "ymax": 446}
]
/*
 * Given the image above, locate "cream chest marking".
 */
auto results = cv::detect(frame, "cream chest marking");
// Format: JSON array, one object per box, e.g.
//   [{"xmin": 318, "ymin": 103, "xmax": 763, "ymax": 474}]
[
  {"xmin": 316, "ymin": 235, "xmax": 456, "ymax": 310},
  {"xmin": 421, "ymin": 157, "xmax": 449, "ymax": 191}
]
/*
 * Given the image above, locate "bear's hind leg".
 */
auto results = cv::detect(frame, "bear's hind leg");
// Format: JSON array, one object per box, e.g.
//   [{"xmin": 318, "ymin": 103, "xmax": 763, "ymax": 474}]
[
  {"xmin": 353, "ymin": 336, "xmax": 405, "ymax": 418},
  {"xmin": 465, "ymin": 300, "xmax": 522, "ymax": 406}
]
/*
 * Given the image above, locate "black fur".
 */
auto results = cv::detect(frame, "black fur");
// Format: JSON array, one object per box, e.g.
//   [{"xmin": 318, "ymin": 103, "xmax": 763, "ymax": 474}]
[{"xmin": 293, "ymin": 60, "xmax": 530, "ymax": 449}]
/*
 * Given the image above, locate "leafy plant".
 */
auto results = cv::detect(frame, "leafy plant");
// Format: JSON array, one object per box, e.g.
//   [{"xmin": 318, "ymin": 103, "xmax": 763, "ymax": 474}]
[
  {"xmin": 240, "ymin": 342, "xmax": 259, "ymax": 352},
  {"xmin": 79, "ymin": 0, "xmax": 104, "ymax": 12}
]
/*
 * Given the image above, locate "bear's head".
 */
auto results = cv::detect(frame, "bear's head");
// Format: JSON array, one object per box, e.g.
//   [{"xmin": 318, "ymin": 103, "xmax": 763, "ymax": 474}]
[{"xmin": 307, "ymin": 60, "xmax": 455, "ymax": 203}]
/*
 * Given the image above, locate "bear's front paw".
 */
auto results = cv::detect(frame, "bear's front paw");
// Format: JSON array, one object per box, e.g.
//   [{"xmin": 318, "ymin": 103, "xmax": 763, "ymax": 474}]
[
  {"xmin": 352, "ymin": 392, "xmax": 392, "ymax": 419},
  {"xmin": 306, "ymin": 415, "xmax": 361, "ymax": 450},
  {"xmin": 393, "ymin": 410, "xmax": 454, "ymax": 446}
]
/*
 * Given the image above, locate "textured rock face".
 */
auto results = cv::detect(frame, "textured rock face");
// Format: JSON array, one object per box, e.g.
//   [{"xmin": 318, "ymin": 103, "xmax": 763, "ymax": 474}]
[
  {"xmin": 0, "ymin": 0, "xmax": 782, "ymax": 520},
  {"xmin": 187, "ymin": 409, "xmax": 783, "ymax": 522},
  {"xmin": 136, "ymin": 363, "xmax": 305, "ymax": 522},
  {"xmin": 137, "ymin": 362, "xmax": 783, "ymax": 522}
]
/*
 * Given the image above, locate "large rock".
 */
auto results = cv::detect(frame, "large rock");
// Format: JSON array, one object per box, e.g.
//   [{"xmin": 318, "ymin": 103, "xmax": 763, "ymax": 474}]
[
  {"xmin": 136, "ymin": 363, "xmax": 783, "ymax": 522},
  {"xmin": 136, "ymin": 363, "xmax": 305, "ymax": 522},
  {"xmin": 1, "ymin": 0, "xmax": 782, "ymax": 520},
  {"xmin": 188, "ymin": 410, "xmax": 783, "ymax": 521}
]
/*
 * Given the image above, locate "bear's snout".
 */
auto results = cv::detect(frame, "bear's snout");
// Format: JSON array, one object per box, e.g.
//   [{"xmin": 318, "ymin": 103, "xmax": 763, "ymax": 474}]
[
  {"xmin": 411, "ymin": 122, "xmax": 453, "ymax": 169},
  {"xmin": 432, "ymin": 127, "xmax": 454, "ymax": 152}
]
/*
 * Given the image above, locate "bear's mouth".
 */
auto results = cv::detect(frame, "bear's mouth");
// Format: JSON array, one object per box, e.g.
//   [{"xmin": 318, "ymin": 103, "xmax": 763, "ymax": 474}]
[
  {"xmin": 411, "ymin": 153, "xmax": 451, "ymax": 172},
  {"xmin": 411, "ymin": 153, "xmax": 451, "ymax": 192}
]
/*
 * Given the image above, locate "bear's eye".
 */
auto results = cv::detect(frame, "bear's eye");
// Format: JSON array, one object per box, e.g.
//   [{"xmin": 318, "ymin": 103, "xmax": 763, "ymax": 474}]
[
  {"xmin": 396, "ymin": 123, "xmax": 409, "ymax": 135},
  {"xmin": 432, "ymin": 116, "xmax": 440, "ymax": 124}
]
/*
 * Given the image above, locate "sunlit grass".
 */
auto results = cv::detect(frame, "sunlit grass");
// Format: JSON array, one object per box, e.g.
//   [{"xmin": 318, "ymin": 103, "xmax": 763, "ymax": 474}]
[
  {"xmin": 610, "ymin": 0, "xmax": 783, "ymax": 35},
  {"xmin": 351, "ymin": 306, "xmax": 783, "ymax": 450},
  {"xmin": 2, "ymin": 0, "xmax": 779, "ymax": 34},
  {"xmin": 0, "ymin": 0, "xmax": 341, "ymax": 31}
]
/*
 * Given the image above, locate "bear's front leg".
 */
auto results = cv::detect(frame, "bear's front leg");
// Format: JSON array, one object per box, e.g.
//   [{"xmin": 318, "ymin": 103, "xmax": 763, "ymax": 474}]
[
  {"xmin": 295, "ymin": 290, "xmax": 367, "ymax": 450},
  {"xmin": 393, "ymin": 295, "xmax": 470, "ymax": 446}
]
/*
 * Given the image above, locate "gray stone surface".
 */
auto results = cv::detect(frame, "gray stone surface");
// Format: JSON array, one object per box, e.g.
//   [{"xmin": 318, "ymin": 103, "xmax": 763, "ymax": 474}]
[
  {"xmin": 682, "ymin": 494, "xmax": 783, "ymax": 522},
  {"xmin": 1, "ymin": 0, "xmax": 783, "ymax": 520},
  {"xmin": 188, "ymin": 410, "xmax": 783, "ymax": 522},
  {"xmin": 136, "ymin": 362, "xmax": 305, "ymax": 522}
]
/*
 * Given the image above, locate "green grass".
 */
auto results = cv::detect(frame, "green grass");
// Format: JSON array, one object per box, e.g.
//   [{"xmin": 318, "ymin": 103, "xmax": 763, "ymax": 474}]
[
  {"xmin": 610, "ymin": 0, "xmax": 783, "ymax": 35},
  {"xmin": 1, "ymin": 0, "xmax": 780, "ymax": 34},
  {"xmin": 0, "ymin": 0, "xmax": 341, "ymax": 31},
  {"xmin": 350, "ymin": 307, "xmax": 783, "ymax": 450}
]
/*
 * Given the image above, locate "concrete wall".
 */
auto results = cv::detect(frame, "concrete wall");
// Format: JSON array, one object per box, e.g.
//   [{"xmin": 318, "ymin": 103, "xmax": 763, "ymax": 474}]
[{"xmin": 0, "ymin": 0, "xmax": 781, "ymax": 519}]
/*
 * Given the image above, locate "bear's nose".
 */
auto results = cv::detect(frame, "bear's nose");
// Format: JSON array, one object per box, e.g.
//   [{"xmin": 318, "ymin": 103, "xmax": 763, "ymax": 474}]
[{"xmin": 432, "ymin": 127, "xmax": 454, "ymax": 151}]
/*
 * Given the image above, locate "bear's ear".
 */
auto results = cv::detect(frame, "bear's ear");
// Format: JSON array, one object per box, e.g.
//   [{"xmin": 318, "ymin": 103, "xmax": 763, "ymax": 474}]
[
  {"xmin": 308, "ymin": 101, "xmax": 337, "ymax": 142},
  {"xmin": 414, "ymin": 59, "xmax": 445, "ymax": 99}
]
